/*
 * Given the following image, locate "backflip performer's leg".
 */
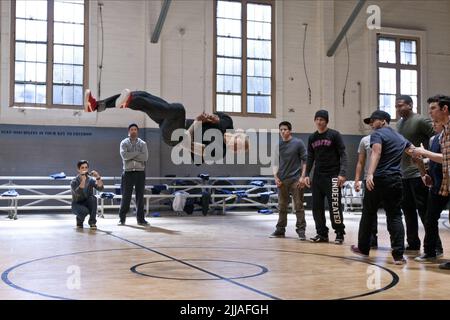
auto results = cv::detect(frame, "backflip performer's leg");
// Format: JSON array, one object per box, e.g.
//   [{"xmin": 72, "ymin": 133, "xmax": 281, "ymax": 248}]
[{"xmin": 85, "ymin": 89, "xmax": 186, "ymax": 146}]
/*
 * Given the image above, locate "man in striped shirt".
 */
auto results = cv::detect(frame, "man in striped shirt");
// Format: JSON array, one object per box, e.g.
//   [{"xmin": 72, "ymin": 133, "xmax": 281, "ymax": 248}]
[{"xmin": 413, "ymin": 94, "xmax": 450, "ymax": 270}]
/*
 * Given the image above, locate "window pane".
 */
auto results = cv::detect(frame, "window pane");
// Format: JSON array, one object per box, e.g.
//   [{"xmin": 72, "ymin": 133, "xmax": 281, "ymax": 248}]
[
  {"xmin": 16, "ymin": 42, "xmax": 25, "ymax": 61},
  {"xmin": 36, "ymin": 85, "xmax": 46, "ymax": 104},
  {"xmin": 74, "ymin": 46, "xmax": 84, "ymax": 65},
  {"xmin": 217, "ymin": 75, "xmax": 240, "ymax": 94},
  {"xmin": 36, "ymin": 63, "xmax": 46, "ymax": 82},
  {"xmin": 400, "ymin": 40, "xmax": 417, "ymax": 65},
  {"xmin": 63, "ymin": 86, "xmax": 74, "ymax": 105},
  {"xmin": 15, "ymin": 20, "xmax": 26, "ymax": 41},
  {"xmin": 53, "ymin": 85, "xmax": 63, "ymax": 104},
  {"xmin": 247, "ymin": 77, "xmax": 271, "ymax": 95},
  {"xmin": 216, "ymin": 94, "xmax": 241, "ymax": 113},
  {"xmin": 379, "ymin": 94, "xmax": 396, "ymax": 118},
  {"xmin": 25, "ymin": 62, "xmax": 37, "ymax": 82},
  {"xmin": 73, "ymin": 24, "xmax": 84, "ymax": 45},
  {"xmin": 217, "ymin": 1, "xmax": 241, "ymax": 19},
  {"xmin": 74, "ymin": 65, "xmax": 83, "ymax": 85},
  {"xmin": 24, "ymin": 84, "xmax": 36, "ymax": 103},
  {"xmin": 248, "ymin": 95, "xmax": 270, "ymax": 114},
  {"xmin": 217, "ymin": 37, "xmax": 241, "ymax": 58},
  {"xmin": 25, "ymin": 43, "xmax": 36, "ymax": 61},
  {"xmin": 378, "ymin": 38, "xmax": 396, "ymax": 63},
  {"xmin": 379, "ymin": 67, "xmax": 396, "ymax": 94},
  {"xmin": 74, "ymin": 85, "xmax": 83, "ymax": 105},
  {"xmin": 217, "ymin": 57, "xmax": 241, "ymax": 75},
  {"xmin": 25, "ymin": 20, "xmax": 47, "ymax": 42},
  {"xmin": 63, "ymin": 45, "xmax": 75, "ymax": 64},
  {"xmin": 247, "ymin": 3, "xmax": 271, "ymax": 23},
  {"xmin": 400, "ymin": 69, "xmax": 417, "ymax": 95},
  {"xmin": 15, "ymin": 62, "xmax": 25, "ymax": 81},
  {"xmin": 248, "ymin": 60, "xmax": 271, "ymax": 77},
  {"xmin": 247, "ymin": 21, "xmax": 270, "ymax": 40},
  {"xmin": 62, "ymin": 65, "xmax": 74, "ymax": 84},
  {"xmin": 217, "ymin": 18, "xmax": 241, "ymax": 38},
  {"xmin": 247, "ymin": 40, "xmax": 271, "ymax": 59},
  {"xmin": 15, "ymin": 84, "xmax": 25, "ymax": 103},
  {"xmin": 53, "ymin": 64, "xmax": 63, "ymax": 83},
  {"xmin": 36, "ymin": 44, "xmax": 47, "ymax": 62},
  {"xmin": 54, "ymin": 0, "xmax": 84, "ymax": 24},
  {"xmin": 16, "ymin": 0, "xmax": 47, "ymax": 20}
]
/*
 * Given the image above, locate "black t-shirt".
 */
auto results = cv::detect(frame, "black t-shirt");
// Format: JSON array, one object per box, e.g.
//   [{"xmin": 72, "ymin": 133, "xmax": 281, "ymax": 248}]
[
  {"xmin": 306, "ymin": 128, "xmax": 347, "ymax": 176},
  {"xmin": 370, "ymin": 126, "xmax": 411, "ymax": 177}
]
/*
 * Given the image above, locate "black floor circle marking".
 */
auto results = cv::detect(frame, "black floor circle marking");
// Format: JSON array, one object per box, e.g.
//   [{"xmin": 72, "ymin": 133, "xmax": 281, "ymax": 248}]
[
  {"xmin": 130, "ymin": 258, "xmax": 268, "ymax": 281},
  {"xmin": 2, "ymin": 235, "xmax": 400, "ymax": 300}
]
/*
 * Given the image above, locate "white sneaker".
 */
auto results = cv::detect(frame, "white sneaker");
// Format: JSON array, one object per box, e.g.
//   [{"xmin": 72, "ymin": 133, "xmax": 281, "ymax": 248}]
[{"xmin": 115, "ymin": 88, "xmax": 131, "ymax": 108}]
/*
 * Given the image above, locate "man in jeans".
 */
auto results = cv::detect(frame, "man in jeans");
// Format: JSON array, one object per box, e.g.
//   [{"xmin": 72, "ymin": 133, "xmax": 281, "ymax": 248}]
[
  {"xmin": 412, "ymin": 94, "xmax": 450, "ymax": 270},
  {"xmin": 354, "ymin": 133, "xmax": 378, "ymax": 249},
  {"xmin": 271, "ymin": 121, "xmax": 308, "ymax": 240},
  {"xmin": 395, "ymin": 95, "xmax": 434, "ymax": 253},
  {"xmin": 413, "ymin": 120, "xmax": 445, "ymax": 262},
  {"xmin": 70, "ymin": 160, "xmax": 104, "ymax": 229},
  {"xmin": 351, "ymin": 110, "xmax": 421, "ymax": 265},
  {"xmin": 118, "ymin": 123, "xmax": 149, "ymax": 226}
]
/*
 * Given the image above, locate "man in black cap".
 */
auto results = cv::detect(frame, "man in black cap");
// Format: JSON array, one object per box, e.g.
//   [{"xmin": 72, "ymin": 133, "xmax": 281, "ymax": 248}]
[
  {"xmin": 303, "ymin": 109, "xmax": 347, "ymax": 244},
  {"xmin": 351, "ymin": 110, "xmax": 421, "ymax": 265}
]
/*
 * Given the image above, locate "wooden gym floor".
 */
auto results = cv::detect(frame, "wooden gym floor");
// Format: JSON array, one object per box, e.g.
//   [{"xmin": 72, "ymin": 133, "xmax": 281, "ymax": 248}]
[{"xmin": 0, "ymin": 210, "xmax": 449, "ymax": 300}]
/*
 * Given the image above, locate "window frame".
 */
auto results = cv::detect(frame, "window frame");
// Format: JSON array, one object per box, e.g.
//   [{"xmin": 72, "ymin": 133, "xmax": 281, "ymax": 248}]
[
  {"xmin": 9, "ymin": 0, "xmax": 89, "ymax": 109},
  {"xmin": 376, "ymin": 33, "xmax": 421, "ymax": 121},
  {"xmin": 213, "ymin": 0, "xmax": 276, "ymax": 118}
]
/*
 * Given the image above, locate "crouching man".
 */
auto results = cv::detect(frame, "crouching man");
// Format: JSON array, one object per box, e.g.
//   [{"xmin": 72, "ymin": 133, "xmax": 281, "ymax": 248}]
[{"xmin": 70, "ymin": 160, "xmax": 104, "ymax": 229}]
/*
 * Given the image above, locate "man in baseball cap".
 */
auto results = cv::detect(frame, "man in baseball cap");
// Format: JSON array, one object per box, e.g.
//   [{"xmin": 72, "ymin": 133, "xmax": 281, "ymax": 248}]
[{"xmin": 363, "ymin": 110, "xmax": 391, "ymax": 125}]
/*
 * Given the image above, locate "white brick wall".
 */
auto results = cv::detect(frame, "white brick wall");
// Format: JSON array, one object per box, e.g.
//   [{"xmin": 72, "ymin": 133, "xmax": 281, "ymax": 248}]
[{"xmin": 0, "ymin": 0, "xmax": 449, "ymax": 134}]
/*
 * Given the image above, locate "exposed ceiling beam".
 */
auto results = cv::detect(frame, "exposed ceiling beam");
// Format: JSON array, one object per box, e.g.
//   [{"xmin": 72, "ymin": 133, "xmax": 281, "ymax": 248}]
[
  {"xmin": 326, "ymin": 0, "xmax": 367, "ymax": 57},
  {"xmin": 151, "ymin": 0, "xmax": 172, "ymax": 44}
]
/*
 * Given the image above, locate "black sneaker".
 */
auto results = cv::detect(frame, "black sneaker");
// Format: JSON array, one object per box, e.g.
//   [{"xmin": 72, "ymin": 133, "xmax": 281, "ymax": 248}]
[
  {"xmin": 350, "ymin": 245, "xmax": 369, "ymax": 258},
  {"xmin": 297, "ymin": 231, "xmax": 306, "ymax": 241},
  {"xmin": 310, "ymin": 234, "xmax": 329, "ymax": 243},
  {"xmin": 137, "ymin": 220, "xmax": 149, "ymax": 226},
  {"xmin": 414, "ymin": 254, "xmax": 437, "ymax": 263},
  {"xmin": 269, "ymin": 231, "xmax": 285, "ymax": 238},
  {"xmin": 334, "ymin": 232, "xmax": 344, "ymax": 245},
  {"xmin": 393, "ymin": 256, "xmax": 407, "ymax": 265},
  {"xmin": 439, "ymin": 262, "xmax": 450, "ymax": 270},
  {"xmin": 436, "ymin": 250, "xmax": 444, "ymax": 258},
  {"xmin": 89, "ymin": 224, "xmax": 97, "ymax": 230},
  {"xmin": 118, "ymin": 220, "xmax": 125, "ymax": 226},
  {"xmin": 76, "ymin": 224, "xmax": 83, "ymax": 229}
]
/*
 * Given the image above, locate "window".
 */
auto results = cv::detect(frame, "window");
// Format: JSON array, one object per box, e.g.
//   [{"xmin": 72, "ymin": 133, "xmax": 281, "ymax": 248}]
[
  {"xmin": 214, "ymin": 0, "xmax": 274, "ymax": 116},
  {"xmin": 377, "ymin": 35, "xmax": 420, "ymax": 120},
  {"xmin": 11, "ymin": 0, "xmax": 88, "ymax": 108}
]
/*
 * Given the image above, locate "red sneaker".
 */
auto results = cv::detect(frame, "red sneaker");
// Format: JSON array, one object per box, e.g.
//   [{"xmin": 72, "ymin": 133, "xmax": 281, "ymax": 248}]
[
  {"xmin": 84, "ymin": 89, "xmax": 97, "ymax": 112},
  {"xmin": 115, "ymin": 89, "xmax": 131, "ymax": 108}
]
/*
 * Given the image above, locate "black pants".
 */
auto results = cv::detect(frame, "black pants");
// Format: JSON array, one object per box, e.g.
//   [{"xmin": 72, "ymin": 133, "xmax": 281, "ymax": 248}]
[
  {"xmin": 72, "ymin": 196, "xmax": 97, "ymax": 225},
  {"xmin": 119, "ymin": 171, "xmax": 146, "ymax": 222},
  {"xmin": 423, "ymin": 191, "xmax": 447, "ymax": 256},
  {"xmin": 358, "ymin": 175, "xmax": 405, "ymax": 259},
  {"xmin": 98, "ymin": 91, "xmax": 186, "ymax": 146},
  {"xmin": 401, "ymin": 177, "xmax": 429, "ymax": 249},
  {"xmin": 362, "ymin": 180, "xmax": 378, "ymax": 243},
  {"xmin": 312, "ymin": 174, "xmax": 345, "ymax": 236}
]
